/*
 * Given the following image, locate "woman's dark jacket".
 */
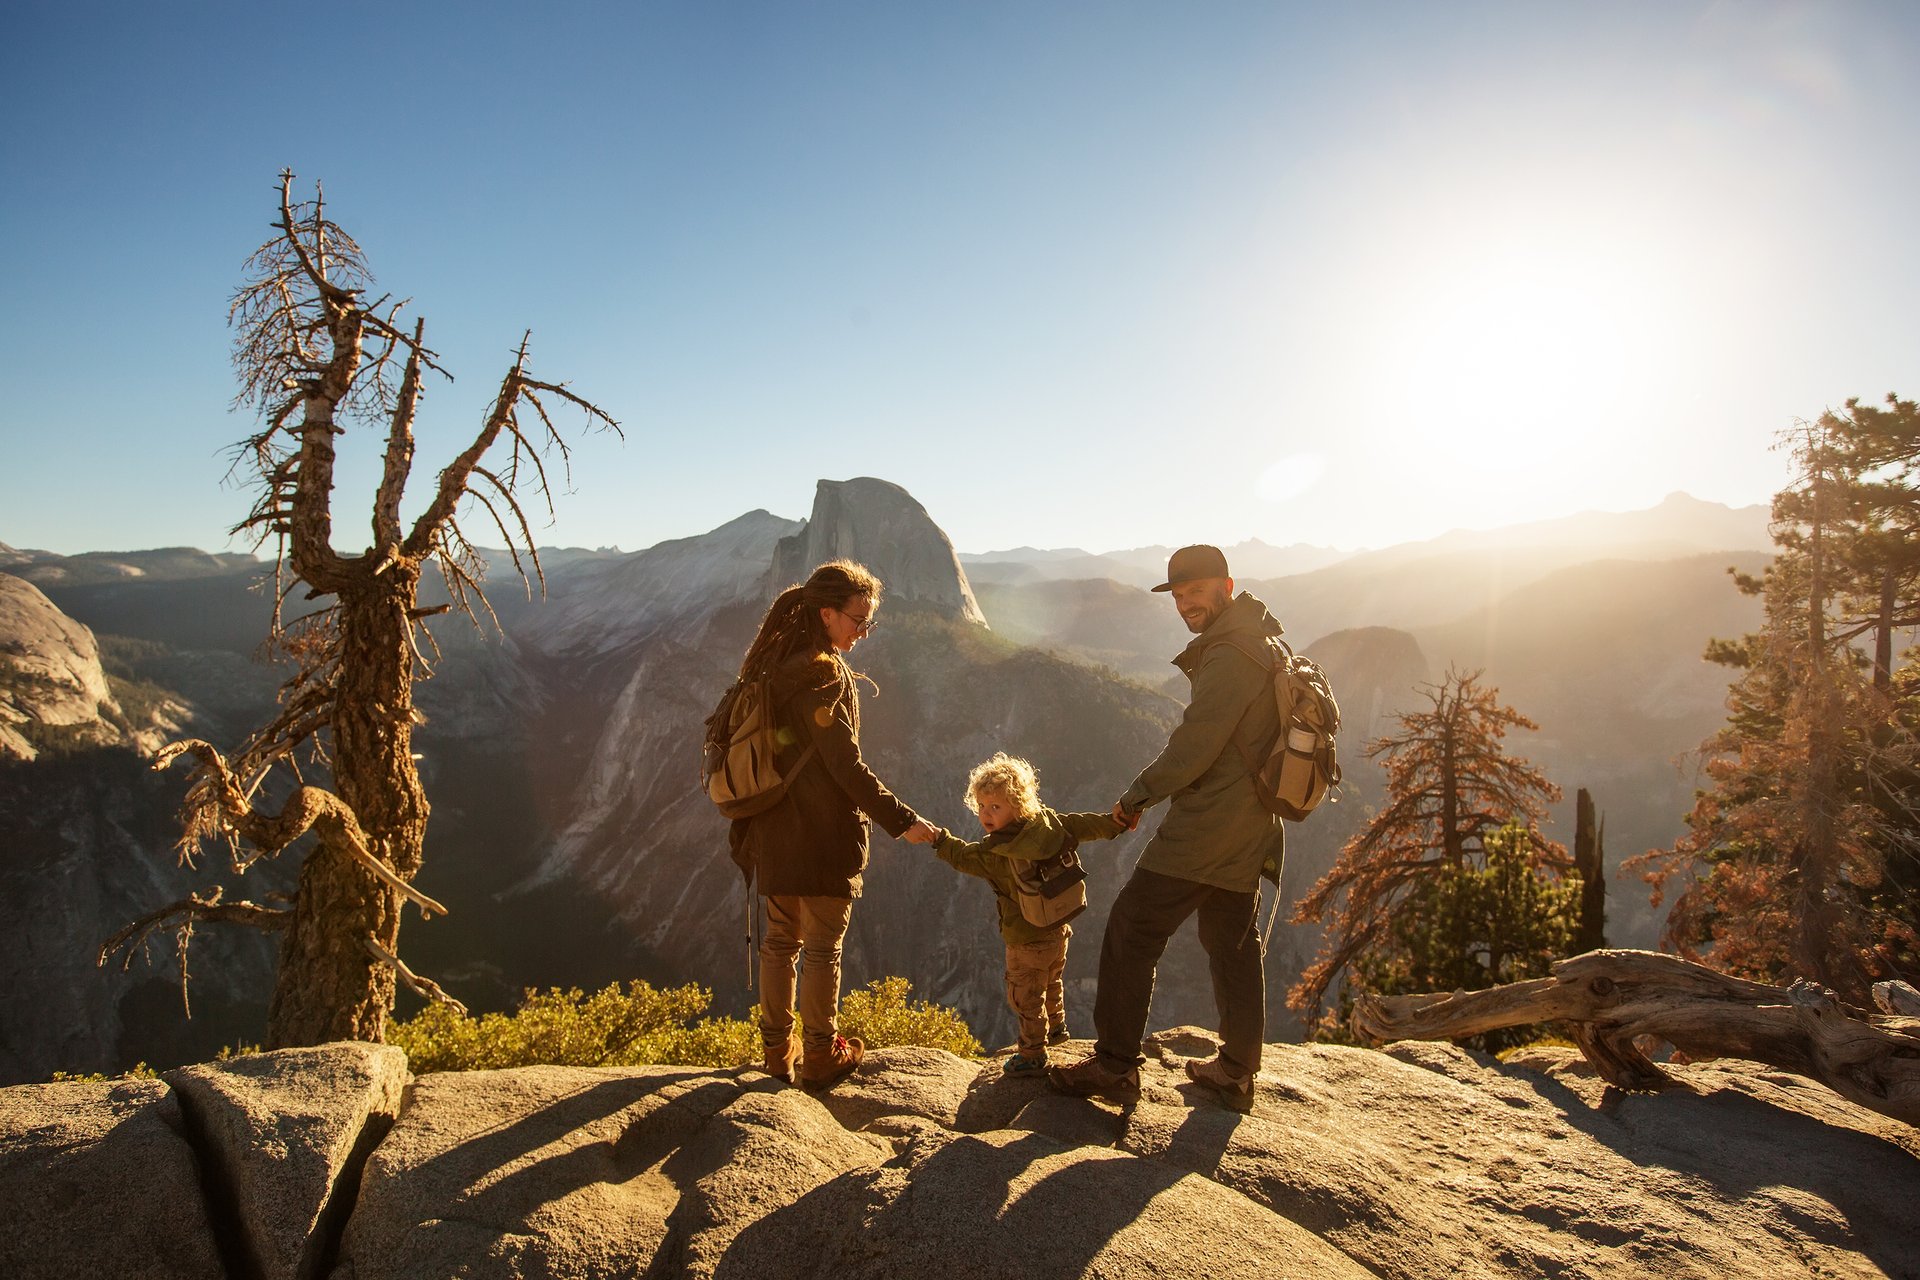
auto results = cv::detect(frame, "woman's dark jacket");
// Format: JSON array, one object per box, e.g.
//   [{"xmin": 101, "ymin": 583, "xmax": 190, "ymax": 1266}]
[{"xmin": 728, "ymin": 648, "xmax": 918, "ymax": 898}]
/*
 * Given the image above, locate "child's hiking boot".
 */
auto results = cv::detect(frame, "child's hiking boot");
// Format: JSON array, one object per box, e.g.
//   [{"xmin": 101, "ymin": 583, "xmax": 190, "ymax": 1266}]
[
  {"xmin": 1046, "ymin": 1022, "xmax": 1071, "ymax": 1046},
  {"xmin": 1184, "ymin": 1054, "xmax": 1255, "ymax": 1113},
  {"xmin": 1046, "ymin": 1053, "xmax": 1140, "ymax": 1104},
  {"xmin": 800, "ymin": 1035, "xmax": 865, "ymax": 1092},
  {"xmin": 1002, "ymin": 1053, "xmax": 1047, "ymax": 1078},
  {"xmin": 760, "ymin": 1035, "xmax": 799, "ymax": 1084}
]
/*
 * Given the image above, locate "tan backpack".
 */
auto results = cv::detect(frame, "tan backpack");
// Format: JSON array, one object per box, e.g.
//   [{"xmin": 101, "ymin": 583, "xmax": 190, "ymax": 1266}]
[
  {"xmin": 1010, "ymin": 831, "xmax": 1088, "ymax": 928},
  {"xmin": 701, "ymin": 672, "xmax": 816, "ymax": 820},
  {"xmin": 1226, "ymin": 636, "xmax": 1342, "ymax": 822}
]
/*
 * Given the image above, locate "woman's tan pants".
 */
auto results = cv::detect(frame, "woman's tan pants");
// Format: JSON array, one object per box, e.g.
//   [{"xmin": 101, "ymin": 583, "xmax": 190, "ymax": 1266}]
[{"xmin": 759, "ymin": 894, "xmax": 854, "ymax": 1055}]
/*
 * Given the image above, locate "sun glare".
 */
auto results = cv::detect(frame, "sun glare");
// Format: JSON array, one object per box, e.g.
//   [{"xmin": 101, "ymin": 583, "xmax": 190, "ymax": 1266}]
[{"xmin": 1392, "ymin": 246, "xmax": 1641, "ymax": 472}]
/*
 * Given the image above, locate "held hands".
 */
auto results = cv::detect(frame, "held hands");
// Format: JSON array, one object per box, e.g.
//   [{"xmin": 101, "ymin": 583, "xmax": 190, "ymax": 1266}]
[
  {"xmin": 1111, "ymin": 801, "xmax": 1142, "ymax": 832},
  {"xmin": 902, "ymin": 819, "xmax": 940, "ymax": 846}
]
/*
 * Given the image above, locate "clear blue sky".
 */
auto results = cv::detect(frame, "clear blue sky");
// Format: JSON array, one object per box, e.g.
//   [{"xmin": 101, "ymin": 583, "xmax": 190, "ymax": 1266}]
[{"xmin": 4, "ymin": 1, "xmax": 1918, "ymax": 557}]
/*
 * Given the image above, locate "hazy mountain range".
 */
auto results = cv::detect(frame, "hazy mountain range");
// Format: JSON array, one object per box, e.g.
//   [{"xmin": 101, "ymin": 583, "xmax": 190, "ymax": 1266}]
[{"xmin": 0, "ymin": 487, "xmax": 1771, "ymax": 1081}]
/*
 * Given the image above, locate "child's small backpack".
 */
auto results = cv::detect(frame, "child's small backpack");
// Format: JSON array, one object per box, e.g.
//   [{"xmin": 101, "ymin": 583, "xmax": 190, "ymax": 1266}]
[
  {"xmin": 1227, "ymin": 636, "xmax": 1342, "ymax": 822},
  {"xmin": 701, "ymin": 672, "xmax": 816, "ymax": 820},
  {"xmin": 1011, "ymin": 832, "xmax": 1088, "ymax": 928}
]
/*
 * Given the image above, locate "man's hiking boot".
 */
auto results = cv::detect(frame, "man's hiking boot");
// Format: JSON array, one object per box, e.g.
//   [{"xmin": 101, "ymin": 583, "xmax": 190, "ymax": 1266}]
[
  {"xmin": 1046, "ymin": 1023, "xmax": 1071, "ymax": 1047},
  {"xmin": 1002, "ymin": 1053, "xmax": 1048, "ymax": 1077},
  {"xmin": 760, "ymin": 1036, "xmax": 799, "ymax": 1084},
  {"xmin": 1046, "ymin": 1053, "xmax": 1141, "ymax": 1104},
  {"xmin": 1184, "ymin": 1054, "xmax": 1255, "ymax": 1113},
  {"xmin": 800, "ymin": 1035, "xmax": 865, "ymax": 1092}
]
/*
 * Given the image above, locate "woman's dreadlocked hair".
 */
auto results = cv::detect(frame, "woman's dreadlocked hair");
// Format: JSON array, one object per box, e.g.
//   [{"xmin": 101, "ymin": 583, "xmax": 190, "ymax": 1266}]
[{"xmin": 738, "ymin": 559, "xmax": 885, "ymax": 678}]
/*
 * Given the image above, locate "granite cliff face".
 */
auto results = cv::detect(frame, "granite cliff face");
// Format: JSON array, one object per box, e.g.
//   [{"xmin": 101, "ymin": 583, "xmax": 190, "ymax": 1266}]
[
  {"xmin": 519, "ymin": 509, "xmax": 805, "ymax": 662},
  {"xmin": 0, "ymin": 572, "xmax": 132, "ymax": 760},
  {"xmin": 0, "ymin": 569, "xmax": 278, "ymax": 1082},
  {"xmin": 770, "ymin": 477, "xmax": 986, "ymax": 625},
  {"xmin": 5, "ymin": 1034, "xmax": 1914, "ymax": 1280}
]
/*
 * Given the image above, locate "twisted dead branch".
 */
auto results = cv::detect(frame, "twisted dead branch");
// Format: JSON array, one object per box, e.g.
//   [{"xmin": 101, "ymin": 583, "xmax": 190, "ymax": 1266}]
[
  {"xmin": 97, "ymin": 887, "xmax": 291, "ymax": 1018},
  {"xmin": 365, "ymin": 938, "xmax": 467, "ymax": 1016},
  {"xmin": 158, "ymin": 739, "xmax": 447, "ymax": 918},
  {"xmin": 1354, "ymin": 949, "xmax": 1920, "ymax": 1127}
]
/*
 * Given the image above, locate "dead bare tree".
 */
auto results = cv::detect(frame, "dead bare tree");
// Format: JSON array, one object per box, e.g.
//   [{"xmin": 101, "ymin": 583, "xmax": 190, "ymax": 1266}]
[{"xmin": 100, "ymin": 171, "xmax": 618, "ymax": 1047}]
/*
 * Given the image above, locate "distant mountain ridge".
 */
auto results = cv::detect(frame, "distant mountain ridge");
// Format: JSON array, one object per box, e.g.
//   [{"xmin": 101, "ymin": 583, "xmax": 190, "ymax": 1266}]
[
  {"xmin": 1, "ymin": 546, "xmax": 261, "ymax": 588},
  {"xmin": 960, "ymin": 492, "xmax": 1768, "ymax": 589},
  {"xmin": 962, "ymin": 538, "xmax": 1352, "ymax": 589},
  {"xmin": 1339, "ymin": 491, "xmax": 1772, "ymax": 568}
]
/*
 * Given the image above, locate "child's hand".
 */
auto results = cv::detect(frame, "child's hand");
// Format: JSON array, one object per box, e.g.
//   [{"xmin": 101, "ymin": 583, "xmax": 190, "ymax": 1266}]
[
  {"xmin": 1111, "ymin": 801, "xmax": 1142, "ymax": 831},
  {"xmin": 902, "ymin": 819, "xmax": 940, "ymax": 845}
]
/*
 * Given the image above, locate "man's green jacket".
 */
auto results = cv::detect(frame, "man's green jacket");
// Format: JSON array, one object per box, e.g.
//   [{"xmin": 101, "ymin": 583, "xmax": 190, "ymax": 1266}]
[{"xmin": 1119, "ymin": 591, "xmax": 1285, "ymax": 893}]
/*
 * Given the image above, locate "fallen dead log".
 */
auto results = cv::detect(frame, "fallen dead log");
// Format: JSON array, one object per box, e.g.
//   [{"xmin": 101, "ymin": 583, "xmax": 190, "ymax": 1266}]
[{"xmin": 1352, "ymin": 949, "xmax": 1920, "ymax": 1128}]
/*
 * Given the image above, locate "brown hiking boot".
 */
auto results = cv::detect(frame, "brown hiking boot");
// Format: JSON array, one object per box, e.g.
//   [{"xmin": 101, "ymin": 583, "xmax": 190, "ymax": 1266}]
[
  {"xmin": 800, "ymin": 1035, "xmax": 865, "ymax": 1092},
  {"xmin": 1184, "ymin": 1054, "xmax": 1255, "ymax": 1113},
  {"xmin": 1045, "ymin": 1053, "xmax": 1141, "ymax": 1104},
  {"xmin": 760, "ymin": 1036, "xmax": 799, "ymax": 1084}
]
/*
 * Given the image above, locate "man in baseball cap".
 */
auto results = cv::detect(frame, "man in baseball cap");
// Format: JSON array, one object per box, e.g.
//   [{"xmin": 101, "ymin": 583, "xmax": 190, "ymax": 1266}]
[
  {"xmin": 1150, "ymin": 543, "xmax": 1232, "ymax": 592},
  {"xmin": 1049, "ymin": 544, "xmax": 1287, "ymax": 1113}
]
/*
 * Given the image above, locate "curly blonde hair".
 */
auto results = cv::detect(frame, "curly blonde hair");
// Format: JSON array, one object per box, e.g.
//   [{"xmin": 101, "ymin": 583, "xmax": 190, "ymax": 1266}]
[{"xmin": 963, "ymin": 752, "xmax": 1042, "ymax": 820}]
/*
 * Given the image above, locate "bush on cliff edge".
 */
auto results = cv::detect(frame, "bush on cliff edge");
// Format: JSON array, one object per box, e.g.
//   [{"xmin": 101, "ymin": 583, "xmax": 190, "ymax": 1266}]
[{"xmin": 389, "ymin": 975, "xmax": 979, "ymax": 1074}]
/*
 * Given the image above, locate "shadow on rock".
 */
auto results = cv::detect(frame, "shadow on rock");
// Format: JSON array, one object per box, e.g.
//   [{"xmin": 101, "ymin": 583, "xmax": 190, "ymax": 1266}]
[{"xmin": 713, "ymin": 1125, "xmax": 1369, "ymax": 1279}]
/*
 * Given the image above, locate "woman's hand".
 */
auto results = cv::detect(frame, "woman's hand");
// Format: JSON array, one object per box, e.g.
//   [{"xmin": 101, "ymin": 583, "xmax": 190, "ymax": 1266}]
[{"xmin": 902, "ymin": 819, "xmax": 940, "ymax": 845}]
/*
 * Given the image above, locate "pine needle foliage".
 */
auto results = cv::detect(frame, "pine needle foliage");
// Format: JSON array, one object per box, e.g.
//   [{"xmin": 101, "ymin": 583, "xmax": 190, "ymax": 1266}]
[
  {"xmin": 1354, "ymin": 824, "xmax": 1582, "ymax": 1051},
  {"xmin": 1631, "ymin": 398, "xmax": 1920, "ymax": 1000}
]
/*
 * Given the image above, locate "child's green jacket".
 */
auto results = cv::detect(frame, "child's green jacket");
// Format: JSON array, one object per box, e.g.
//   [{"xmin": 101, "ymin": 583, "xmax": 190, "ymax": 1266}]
[{"xmin": 933, "ymin": 807, "xmax": 1127, "ymax": 945}]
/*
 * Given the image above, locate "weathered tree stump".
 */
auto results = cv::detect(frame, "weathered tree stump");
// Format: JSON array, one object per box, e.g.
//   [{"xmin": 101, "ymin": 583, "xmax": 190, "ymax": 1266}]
[{"xmin": 1353, "ymin": 949, "xmax": 1920, "ymax": 1127}]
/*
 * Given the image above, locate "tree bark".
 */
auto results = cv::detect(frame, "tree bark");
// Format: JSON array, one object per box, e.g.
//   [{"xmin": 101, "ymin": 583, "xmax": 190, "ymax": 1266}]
[
  {"xmin": 1354, "ymin": 949, "xmax": 1920, "ymax": 1127},
  {"xmin": 1572, "ymin": 788, "xmax": 1606, "ymax": 953},
  {"xmin": 1875, "ymin": 566, "xmax": 1896, "ymax": 693},
  {"xmin": 266, "ymin": 567, "xmax": 425, "ymax": 1046}
]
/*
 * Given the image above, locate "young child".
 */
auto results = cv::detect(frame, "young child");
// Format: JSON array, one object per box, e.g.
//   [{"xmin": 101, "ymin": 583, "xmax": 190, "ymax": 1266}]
[{"xmin": 931, "ymin": 753, "xmax": 1127, "ymax": 1075}]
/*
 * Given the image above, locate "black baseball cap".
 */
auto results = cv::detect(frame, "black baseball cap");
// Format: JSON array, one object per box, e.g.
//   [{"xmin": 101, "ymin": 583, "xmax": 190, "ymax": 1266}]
[{"xmin": 1151, "ymin": 544, "xmax": 1231, "ymax": 592}]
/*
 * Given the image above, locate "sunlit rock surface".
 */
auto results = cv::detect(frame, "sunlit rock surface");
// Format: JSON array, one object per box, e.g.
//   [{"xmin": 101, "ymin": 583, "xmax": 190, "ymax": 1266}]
[{"xmin": 2, "ymin": 1032, "xmax": 1914, "ymax": 1279}]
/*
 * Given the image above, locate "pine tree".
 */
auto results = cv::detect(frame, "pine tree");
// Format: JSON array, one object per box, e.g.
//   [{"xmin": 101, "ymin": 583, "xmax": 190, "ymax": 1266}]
[
  {"xmin": 1632, "ymin": 405, "xmax": 1920, "ymax": 1003},
  {"xmin": 1353, "ymin": 823, "xmax": 1582, "ymax": 1051},
  {"xmin": 1290, "ymin": 668, "xmax": 1568, "ymax": 1029}
]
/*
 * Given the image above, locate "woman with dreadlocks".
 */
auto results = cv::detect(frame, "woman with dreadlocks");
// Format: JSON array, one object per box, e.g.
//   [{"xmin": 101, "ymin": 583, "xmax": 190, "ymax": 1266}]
[{"xmin": 729, "ymin": 559, "xmax": 939, "ymax": 1090}]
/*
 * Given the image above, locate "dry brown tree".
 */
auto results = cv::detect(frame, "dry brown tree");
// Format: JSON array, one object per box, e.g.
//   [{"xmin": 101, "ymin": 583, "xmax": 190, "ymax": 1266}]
[{"xmin": 101, "ymin": 171, "xmax": 618, "ymax": 1047}]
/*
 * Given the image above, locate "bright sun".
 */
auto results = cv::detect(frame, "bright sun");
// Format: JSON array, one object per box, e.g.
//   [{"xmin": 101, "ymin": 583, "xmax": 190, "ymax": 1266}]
[{"xmin": 1385, "ymin": 242, "xmax": 1646, "ymax": 475}]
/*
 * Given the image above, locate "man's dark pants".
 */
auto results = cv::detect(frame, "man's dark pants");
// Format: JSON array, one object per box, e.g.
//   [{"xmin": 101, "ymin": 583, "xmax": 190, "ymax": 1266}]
[{"xmin": 1092, "ymin": 866, "xmax": 1265, "ymax": 1074}]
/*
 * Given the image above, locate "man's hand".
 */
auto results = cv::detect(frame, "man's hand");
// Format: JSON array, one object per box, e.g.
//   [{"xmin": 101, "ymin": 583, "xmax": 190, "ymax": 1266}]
[
  {"xmin": 1111, "ymin": 801, "xmax": 1141, "ymax": 831},
  {"xmin": 903, "ymin": 819, "xmax": 940, "ymax": 845}
]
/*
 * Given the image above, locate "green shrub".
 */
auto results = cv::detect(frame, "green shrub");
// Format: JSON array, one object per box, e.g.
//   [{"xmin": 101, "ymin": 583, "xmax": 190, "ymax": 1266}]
[
  {"xmin": 835, "ymin": 976, "xmax": 981, "ymax": 1056},
  {"xmin": 386, "ymin": 975, "xmax": 978, "ymax": 1074},
  {"xmin": 48, "ymin": 1063, "xmax": 157, "ymax": 1082},
  {"xmin": 387, "ymin": 980, "xmax": 747, "ymax": 1074}
]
